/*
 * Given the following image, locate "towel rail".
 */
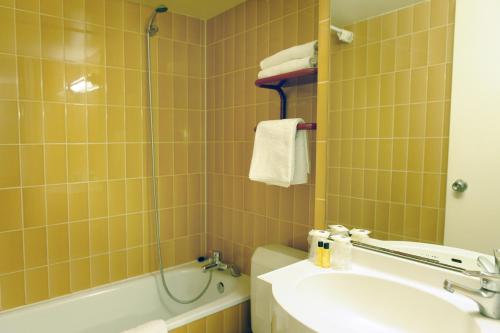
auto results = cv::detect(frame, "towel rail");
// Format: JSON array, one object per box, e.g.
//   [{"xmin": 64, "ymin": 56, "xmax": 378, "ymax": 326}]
[{"xmin": 254, "ymin": 68, "xmax": 318, "ymax": 131}]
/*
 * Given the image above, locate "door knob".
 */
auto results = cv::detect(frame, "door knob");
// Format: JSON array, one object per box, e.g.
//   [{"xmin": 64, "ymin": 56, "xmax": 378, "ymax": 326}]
[{"xmin": 452, "ymin": 179, "xmax": 468, "ymax": 193}]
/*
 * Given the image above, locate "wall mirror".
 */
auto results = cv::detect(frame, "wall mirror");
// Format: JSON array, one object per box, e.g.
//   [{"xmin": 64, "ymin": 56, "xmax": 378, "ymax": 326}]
[{"xmin": 323, "ymin": 0, "xmax": 500, "ymax": 261}]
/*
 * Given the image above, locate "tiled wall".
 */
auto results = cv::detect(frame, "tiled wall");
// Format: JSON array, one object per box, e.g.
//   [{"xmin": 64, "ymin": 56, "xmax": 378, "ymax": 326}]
[
  {"xmin": 206, "ymin": 0, "xmax": 319, "ymax": 274},
  {"xmin": 325, "ymin": 0, "xmax": 455, "ymax": 242},
  {"xmin": 170, "ymin": 301, "xmax": 250, "ymax": 333},
  {"xmin": 0, "ymin": 0, "xmax": 205, "ymax": 310}
]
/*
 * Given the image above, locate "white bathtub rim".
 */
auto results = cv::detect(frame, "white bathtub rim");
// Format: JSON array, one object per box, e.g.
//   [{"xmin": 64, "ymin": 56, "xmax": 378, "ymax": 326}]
[{"xmin": 0, "ymin": 260, "xmax": 239, "ymax": 316}]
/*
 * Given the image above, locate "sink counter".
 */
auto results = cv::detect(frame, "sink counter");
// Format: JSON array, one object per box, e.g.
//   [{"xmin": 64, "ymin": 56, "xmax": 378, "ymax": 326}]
[{"xmin": 259, "ymin": 246, "xmax": 500, "ymax": 333}]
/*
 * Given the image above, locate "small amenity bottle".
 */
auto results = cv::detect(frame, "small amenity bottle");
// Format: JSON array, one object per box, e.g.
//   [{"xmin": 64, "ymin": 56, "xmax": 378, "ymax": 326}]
[
  {"xmin": 315, "ymin": 241, "xmax": 324, "ymax": 266},
  {"xmin": 321, "ymin": 242, "xmax": 331, "ymax": 268}
]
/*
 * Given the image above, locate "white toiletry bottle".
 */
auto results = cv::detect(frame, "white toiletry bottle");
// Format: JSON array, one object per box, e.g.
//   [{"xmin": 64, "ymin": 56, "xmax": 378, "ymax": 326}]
[{"xmin": 331, "ymin": 235, "xmax": 352, "ymax": 270}]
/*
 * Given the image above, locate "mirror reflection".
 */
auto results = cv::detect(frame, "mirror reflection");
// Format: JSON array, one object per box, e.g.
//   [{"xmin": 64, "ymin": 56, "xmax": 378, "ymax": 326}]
[{"xmin": 324, "ymin": 0, "xmax": 499, "ymax": 256}]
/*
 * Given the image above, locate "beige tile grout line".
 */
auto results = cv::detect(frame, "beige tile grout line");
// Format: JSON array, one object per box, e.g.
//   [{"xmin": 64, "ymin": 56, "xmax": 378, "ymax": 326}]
[
  {"xmin": 100, "ymin": 0, "xmax": 111, "ymax": 284},
  {"xmin": 10, "ymin": 0, "xmax": 27, "ymax": 306},
  {"xmin": 59, "ymin": 0, "xmax": 73, "ymax": 294},
  {"xmin": 36, "ymin": 0, "xmax": 52, "ymax": 300},
  {"xmin": 203, "ymin": 17, "xmax": 208, "ymax": 255}
]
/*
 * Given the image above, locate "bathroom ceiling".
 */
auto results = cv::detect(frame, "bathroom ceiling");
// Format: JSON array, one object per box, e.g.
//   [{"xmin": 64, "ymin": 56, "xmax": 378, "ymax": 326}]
[
  {"xmin": 143, "ymin": 0, "xmax": 246, "ymax": 20},
  {"xmin": 332, "ymin": 0, "xmax": 424, "ymax": 27}
]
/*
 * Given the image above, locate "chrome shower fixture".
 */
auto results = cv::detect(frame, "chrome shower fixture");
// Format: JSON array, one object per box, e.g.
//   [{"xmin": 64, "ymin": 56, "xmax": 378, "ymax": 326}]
[{"xmin": 147, "ymin": 5, "xmax": 168, "ymax": 36}]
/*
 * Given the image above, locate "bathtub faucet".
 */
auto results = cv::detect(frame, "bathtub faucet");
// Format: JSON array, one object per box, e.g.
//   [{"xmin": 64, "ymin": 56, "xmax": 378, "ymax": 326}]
[{"xmin": 202, "ymin": 251, "xmax": 241, "ymax": 277}]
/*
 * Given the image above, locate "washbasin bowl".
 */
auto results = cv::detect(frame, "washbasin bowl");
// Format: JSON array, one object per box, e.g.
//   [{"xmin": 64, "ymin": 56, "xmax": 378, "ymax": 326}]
[{"xmin": 285, "ymin": 272, "xmax": 481, "ymax": 333}]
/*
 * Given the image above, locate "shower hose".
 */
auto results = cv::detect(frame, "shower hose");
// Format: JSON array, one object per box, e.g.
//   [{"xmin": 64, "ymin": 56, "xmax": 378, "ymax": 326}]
[{"xmin": 146, "ymin": 7, "xmax": 212, "ymax": 304}]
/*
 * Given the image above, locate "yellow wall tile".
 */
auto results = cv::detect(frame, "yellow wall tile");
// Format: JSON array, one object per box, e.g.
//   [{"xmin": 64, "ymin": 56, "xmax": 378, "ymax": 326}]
[
  {"xmin": 0, "ymin": 101, "xmax": 19, "ymax": 144},
  {"xmin": 85, "ymin": 0, "xmax": 105, "ymax": 25},
  {"xmin": 49, "ymin": 262, "xmax": 70, "ymax": 297},
  {"xmin": 22, "ymin": 187, "xmax": 46, "ymax": 227},
  {"xmin": 19, "ymin": 101, "xmax": 43, "ymax": 144},
  {"xmin": 42, "ymin": 60, "xmax": 66, "ymax": 102},
  {"xmin": 16, "ymin": 10, "xmax": 41, "ymax": 57},
  {"xmin": 40, "ymin": 0, "xmax": 63, "ymax": 16},
  {"xmin": 0, "ymin": 188, "xmax": 22, "ymax": 232},
  {"xmin": 17, "ymin": 57, "xmax": 42, "ymax": 101},
  {"xmin": 0, "ymin": 54, "xmax": 18, "ymax": 99},
  {"xmin": 46, "ymin": 184, "xmax": 68, "ymax": 225},
  {"xmin": 44, "ymin": 103, "xmax": 66, "ymax": 142},
  {"xmin": 67, "ymin": 144, "xmax": 89, "ymax": 182},
  {"xmin": 0, "ymin": 146, "xmax": 20, "ymax": 188},
  {"xmin": 0, "ymin": 271, "xmax": 25, "ymax": 309},
  {"xmin": 0, "ymin": 7, "xmax": 15, "ymax": 53},
  {"xmin": 70, "ymin": 258, "xmax": 90, "ymax": 291},
  {"xmin": 24, "ymin": 227, "xmax": 47, "ymax": 268},
  {"xmin": 45, "ymin": 144, "xmax": 67, "ymax": 184},
  {"xmin": 0, "ymin": 230, "xmax": 24, "ymax": 274},
  {"xmin": 91, "ymin": 254, "xmax": 110, "ymax": 286},
  {"xmin": 21, "ymin": 145, "xmax": 45, "ymax": 186}
]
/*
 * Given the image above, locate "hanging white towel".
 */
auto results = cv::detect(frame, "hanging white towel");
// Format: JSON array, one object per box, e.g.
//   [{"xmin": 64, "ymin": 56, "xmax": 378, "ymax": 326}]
[
  {"xmin": 120, "ymin": 320, "xmax": 168, "ymax": 333},
  {"xmin": 257, "ymin": 57, "xmax": 317, "ymax": 79},
  {"xmin": 249, "ymin": 119, "xmax": 309, "ymax": 188},
  {"xmin": 260, "ymin": 40, "xmax": 318, "ymax": 70}
]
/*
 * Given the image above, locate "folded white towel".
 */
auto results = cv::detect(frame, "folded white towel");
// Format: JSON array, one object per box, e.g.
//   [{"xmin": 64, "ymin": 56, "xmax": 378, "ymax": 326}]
[
  {"xmin": 257, "ymin": 57, "xmax": 317, "ymax": 79},
  {"xmin": 120, "ymin": 320, "xmax": 167, "ymax": 333},
  {"xmin": 249, "ymin": 119, "xmax": 309, "ymax": 187},
  {"xmin": 260, "ymin": 40, "xmax": 318, "ymax": 70}
]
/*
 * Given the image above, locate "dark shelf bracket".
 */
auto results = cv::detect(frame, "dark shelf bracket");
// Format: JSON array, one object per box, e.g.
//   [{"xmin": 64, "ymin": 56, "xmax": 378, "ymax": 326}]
[
  {"xmin": 259, "ymin": 80, "xmax": 287, "ymax": 119},
  {"xmin": 254, "ymin": 68, "xmax": 318, "ymax": 131}
]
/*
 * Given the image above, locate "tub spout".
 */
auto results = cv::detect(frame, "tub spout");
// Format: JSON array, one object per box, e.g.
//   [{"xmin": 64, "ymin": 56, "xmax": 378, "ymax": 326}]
[
  {"xmin": 202, "ymin": 262, "xmax": 219, "ymax": 272},
  {"xmin": 201, "ymin": 251, "xmax": 241, "ymax": 277}
]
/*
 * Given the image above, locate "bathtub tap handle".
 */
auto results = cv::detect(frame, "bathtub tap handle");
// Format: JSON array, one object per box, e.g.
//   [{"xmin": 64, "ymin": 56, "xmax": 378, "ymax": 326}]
[{"xmin": 228, "ymin": 264, "xmax": 241, "ymax": 277}]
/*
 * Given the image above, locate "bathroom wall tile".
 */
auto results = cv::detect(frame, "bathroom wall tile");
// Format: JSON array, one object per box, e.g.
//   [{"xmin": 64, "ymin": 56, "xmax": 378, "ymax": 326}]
[
  {"xmin": 22, "ymin": 187, "xmax": 46, "ymax": 227},
  {"xmin": 16, "ymin": 10, "xmax": 41, "ymax": 57},
  {"xmin": 70, "ymin": 258, "xmax": 91, "ymax": 291},
  {"xmin": 0, "ymin": 7, "xmax": 16, "ymax": 53},
  {"xmin": 68, "ymin": 183, "xmax": 89, "ymax": 221},
  {"xmin": 45, "ymin": 144, "xmax": 67, "ymax": 184},
  {"xmin": 67, "ymin": 144, "xmax": 89, "ymax": 182},
  {"xmin": 91, "ymin": 254, "xmax": 110, "ymax": 286},
  {"xmin": 49, "ymin": 262, "xmax": 70, "ymax": 297},
  {"xmin": 0, "ymin": 145, "xmax": 21, "ymax": 188},
  {"xmin": 42, "ymin": 60, "xmax": 66, "ymax": 102},
  {"xmin": 40, "ymin": 0, "xmax": 63, "ymax": 16},
  {"xmin": 110, "ymin": 250, "xmax": 127, "ymax": 282},
  {"xmin": 0, "ymin": 54, "xmax": 18, "ymax": 99},
  {"xmin": 64, "ymin": 20, "xmax": 86, "ymax": 63},
  {"xmin": 0, "ymin": 101, "xmax": 19, "ymax": 144},
  {"xmin": 0, "ymin": 188, "xmax": 22, "ymax": 232},
  {"xmin": 46, "ymin": 184, "xmax": 68, "ymax": 225},
  {"xmin": 20, "ymin": 145, "xmax": 45, "ymax": 186},
  {"xmin": 41, "ymin": 15, "xmax": 64, "ymax": 60},
  {"xmin": 0, "ymin": 272, "xmax": 25, "ymax": 309},
  {"xmin": 0, "ymin": 230, "xmax": 24, "ymax": 274},
  {"xmin": 24, "ymin": 227, "xmax": 47, "ymax": 268}
]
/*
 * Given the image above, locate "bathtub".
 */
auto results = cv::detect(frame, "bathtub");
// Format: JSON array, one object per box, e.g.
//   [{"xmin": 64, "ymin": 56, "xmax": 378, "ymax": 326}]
[{"xmin": 0, "ymin": 261, "xmax": 250, "ymax": 333}]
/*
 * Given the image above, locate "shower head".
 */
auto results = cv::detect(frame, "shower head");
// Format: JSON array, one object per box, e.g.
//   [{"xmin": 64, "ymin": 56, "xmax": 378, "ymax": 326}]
[
  {"xmin": 147, "ymin": 4, "xmax": 168, "ymax": 37},
  {"xmin": 155, "ymin": 5, "xmax": 168, "ymax": 13}
]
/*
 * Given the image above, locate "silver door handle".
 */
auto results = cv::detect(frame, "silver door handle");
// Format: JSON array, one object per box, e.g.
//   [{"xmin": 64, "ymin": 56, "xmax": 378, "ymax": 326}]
[{"xmin": 452, "ymin": 179, "xmax": 468, "ymax": 192}]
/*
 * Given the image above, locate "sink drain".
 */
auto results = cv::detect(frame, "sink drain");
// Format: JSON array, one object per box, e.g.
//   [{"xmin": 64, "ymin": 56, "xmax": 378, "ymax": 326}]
[{"xmin": 217, "ymin": 282, "xmax": 224, "ymax": 294}]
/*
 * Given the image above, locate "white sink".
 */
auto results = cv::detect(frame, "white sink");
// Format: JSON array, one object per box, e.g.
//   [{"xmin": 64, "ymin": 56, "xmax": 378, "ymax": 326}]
[
  {"xmin": 259, "ymin": 246, "xmax": 500, "ymax": 333},
  {"xmin": 295, "ymin": 273, "xmax": 480, "ymax": 333}
]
